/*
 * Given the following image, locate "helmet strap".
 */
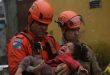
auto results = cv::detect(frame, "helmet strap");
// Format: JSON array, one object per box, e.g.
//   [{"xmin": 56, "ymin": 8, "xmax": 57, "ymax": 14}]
[{"xmin": 27, "ymin": 19, "xmax": 35, "ymax": 32}]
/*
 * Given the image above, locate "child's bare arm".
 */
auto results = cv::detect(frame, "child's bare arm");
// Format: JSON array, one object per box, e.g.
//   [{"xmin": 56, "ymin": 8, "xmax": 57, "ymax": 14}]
[
  {"xmin": 18, "ymin": 56, "xmax": 34, "ymax": 72},
  {"xmin": 15, "ymin": 55, "xmax": 34, "ymax": 75},
  {"xmin": 15, "ymin": 68, "xmax": 23, "ymax": 75}
]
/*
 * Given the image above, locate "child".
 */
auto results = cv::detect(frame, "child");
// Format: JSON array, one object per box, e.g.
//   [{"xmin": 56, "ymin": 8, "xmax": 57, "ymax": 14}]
[
  {"xmin": 47, "ymin": 42, "xmax": 88, "ymax": 75},
  {"xmin": 15, "ymin": 42, "xmax": 88, "ymax": 75}
]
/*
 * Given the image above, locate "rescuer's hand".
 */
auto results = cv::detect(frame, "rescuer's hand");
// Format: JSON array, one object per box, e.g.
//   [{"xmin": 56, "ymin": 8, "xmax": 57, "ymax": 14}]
[
  {"xmin": 15, "ymin": 68, "xmax": 23, "ymax": 75},
  {"xmin": 77, "ymin": 65, "xmax": 88, "ymax": 75},
  {"xmin": 55, "ymin": 63, "xmax": 70, "ymax": 75}
]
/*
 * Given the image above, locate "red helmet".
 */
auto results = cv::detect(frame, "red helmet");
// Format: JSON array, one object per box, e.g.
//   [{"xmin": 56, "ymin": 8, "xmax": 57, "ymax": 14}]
[
  {"xmin": 28, "ymin": 0, "xmax": 53, "ymax": 25},
  {"xmin": 56, "ymin": 10, "xmax": 83, "ymax": 29}
]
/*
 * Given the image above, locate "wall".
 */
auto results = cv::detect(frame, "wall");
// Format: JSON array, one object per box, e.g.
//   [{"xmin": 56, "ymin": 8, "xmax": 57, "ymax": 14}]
[
  {"xmin": 17, "ymin": 0, "xmax": 35, "ymax": 31},
  {"xmin": 0, "ymin": 1, "xmax": 6, "ymax": 56},
  {"xmin": 48, "ymin": 0, "xmax": 110, "ymax": 43}
]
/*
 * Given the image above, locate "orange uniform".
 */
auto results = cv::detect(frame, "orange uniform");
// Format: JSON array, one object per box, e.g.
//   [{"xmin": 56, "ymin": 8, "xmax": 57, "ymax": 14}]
[{"xmin": 6, "ymin": 32, "xmax": 60, "ymax": 75}]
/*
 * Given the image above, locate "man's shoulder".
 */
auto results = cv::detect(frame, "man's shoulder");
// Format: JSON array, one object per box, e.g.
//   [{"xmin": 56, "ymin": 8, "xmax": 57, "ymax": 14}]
[
  {"xmin": 45, "ymin": 33, "xmax": 56, "ymax": 41},
  {"xmin": 81, "ymin": 42, "xmax": 92, "ymax": 50},
  {"xmin": 15, "ymin": 33, "xmax": 26, "ymax": 39},
  {"xmin": 14, "ymin": 33, "xmax": 29, "ymax": 41},
  {"xmin": 46, "ymin": 33, "xmax": 55, "ymax": 38},
  {"xmin": 9, "ymin": 33, "xmax": 31, "ymax": 46},
  {"xmin": 45, "ymin": 33, "xmax": 60, "ymax": 49}
]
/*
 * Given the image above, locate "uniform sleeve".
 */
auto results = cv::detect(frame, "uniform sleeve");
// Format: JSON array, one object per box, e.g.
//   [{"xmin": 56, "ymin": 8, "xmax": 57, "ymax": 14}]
[
  {"xmin": 45, "ymin": 35, "xmax": 60, "ymax": 58},
  {"xmin": 6, "ymin": 37, "xmax": 31, "ymax": 75},
  {"xmin": 46, "ymin": 34, "xmax": 60, "ymax": 51},
  {"xmin": 85, "ymin": 45, "xmax": 102, "ymax": 75},
  {"xmin": 55, "ymin": 40, "xmax": 60, "ymax": 51}
]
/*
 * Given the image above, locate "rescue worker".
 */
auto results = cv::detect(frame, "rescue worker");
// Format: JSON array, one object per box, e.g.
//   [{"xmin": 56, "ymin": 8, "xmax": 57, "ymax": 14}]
[
  {"xmin": 55, "ymin": 10, "xmax": 102, "ymax": 75},
  {"xmin": 6, "ymin": 0, "xmax": 61, "ymax": 75}
]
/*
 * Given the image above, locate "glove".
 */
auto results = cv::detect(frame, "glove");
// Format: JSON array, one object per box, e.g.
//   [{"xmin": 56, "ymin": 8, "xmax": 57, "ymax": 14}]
[{"xmin": 55, "ymin": 63, "xmax": 70, "ymax": 75}]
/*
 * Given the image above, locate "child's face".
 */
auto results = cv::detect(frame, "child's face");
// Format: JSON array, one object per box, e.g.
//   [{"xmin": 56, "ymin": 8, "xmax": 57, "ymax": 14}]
[{"xmin": 59, "ymin": 42, "xmax": 75, "ymax": 54}]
